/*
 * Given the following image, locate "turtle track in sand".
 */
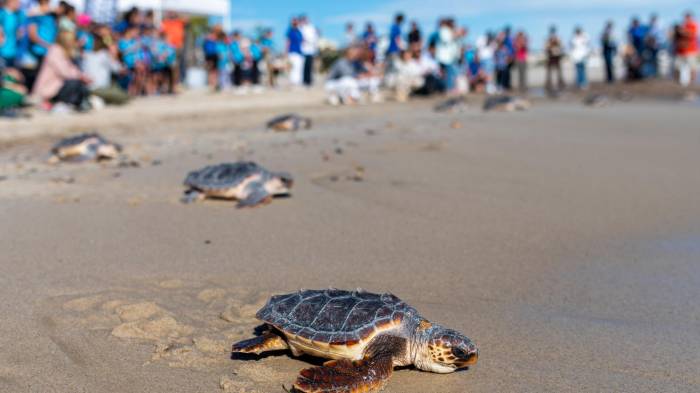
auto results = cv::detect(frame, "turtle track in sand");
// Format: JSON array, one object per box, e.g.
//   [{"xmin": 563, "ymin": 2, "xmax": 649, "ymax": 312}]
[{"xmin": 36, "ymin": 279, "xmax": 294, "ymax": 392}]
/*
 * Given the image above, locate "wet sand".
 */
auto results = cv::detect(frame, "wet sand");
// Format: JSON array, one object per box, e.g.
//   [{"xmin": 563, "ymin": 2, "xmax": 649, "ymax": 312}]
[{"xmin": 1, "ymin": 94, "xmax": 699, "ymax": 392}]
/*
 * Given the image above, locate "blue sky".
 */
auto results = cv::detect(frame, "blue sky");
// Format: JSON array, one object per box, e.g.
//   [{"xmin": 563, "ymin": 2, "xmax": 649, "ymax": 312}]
[{"xmin": 230, "ymin": 0, "xmax": 697, "ymax": 50}]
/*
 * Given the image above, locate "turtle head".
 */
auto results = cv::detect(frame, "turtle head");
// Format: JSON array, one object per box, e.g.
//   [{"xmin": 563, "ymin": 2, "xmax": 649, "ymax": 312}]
[
  {"xmin": 96, "ymin": 143, "xmax": 121, "ymax": 159},
  {"xmin": 414, "ymin": 322, "xmax": 478, "ymax": 373},
  {"xmin": 268, "ymin": 172, "xmax": 294, "ymax": 194}
]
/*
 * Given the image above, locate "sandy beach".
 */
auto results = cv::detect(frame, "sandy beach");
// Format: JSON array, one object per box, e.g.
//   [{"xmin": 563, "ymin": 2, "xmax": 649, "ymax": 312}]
[{"xmin": 1, "ymin": 90, "xmax": 700, "ymax": 392}]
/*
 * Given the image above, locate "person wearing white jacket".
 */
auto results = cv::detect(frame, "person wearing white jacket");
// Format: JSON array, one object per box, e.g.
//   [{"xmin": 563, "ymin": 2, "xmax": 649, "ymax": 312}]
[{"xmin": 570, "ymin": 26, "xmax": 591, "ymax": 89}]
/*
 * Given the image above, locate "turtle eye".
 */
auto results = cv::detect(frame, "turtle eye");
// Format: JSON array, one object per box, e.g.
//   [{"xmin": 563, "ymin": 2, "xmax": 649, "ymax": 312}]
[{"xmin": 451, "ymin": 347, "xmax": 469, "ymax": 359}]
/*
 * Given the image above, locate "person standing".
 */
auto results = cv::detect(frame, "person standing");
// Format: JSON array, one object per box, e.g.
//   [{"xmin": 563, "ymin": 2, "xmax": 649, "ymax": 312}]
[
  {"xmin": 501, "ymin": 26, "xmax": 514, "ymax": 90},
  {"xmin": 286, "ymin": 17, "xmax": 303, "ymax": 86},
  {"xmin": 362, "ymin": 22, "xmax": 377, "ymax": 63},
  {"xmin": 343, "ymin": 22, "xmax": 355, "ymax": 48},
  {"xmin": 676, "ymin": 11, "xmax": 698, "ymax": 87},
  {"xmin": 0, "ymin": 0, "xmax": 25, "ymax": 68},
  {"xmin": 161, "ymin": 11, "xmax": 187, "ymax": 86},
  {"xmin": 476, "ymin": 31, "xmax": 496, "ymax": 94},
  {"xmin": 493, "ymin": 34, "xmax": 511, "ymax": 92},
  {"xmin": 25, "ymin": 0, "xmax": 57, "ymax": 90},
  {"xmin": 513, "ymin": 30, "xmax": 528, "ymax": 92},
  {"xmin": 544, "ymin": 25, "xmax": 565, "ymax": 93},
  {"xmin": 601, "ymin": 21, "xmax": 617, "ymax": 83},
  {"xmin": 644, "ymin": 14, "xmax": 662, "ymax": 78},
  {"xmin": 299, "ymin": 14, "xmax": 318, "ymax": 87},
  {"xmin": 570, "ymin": 26, "xmax": 591, "ymax": 90},
  {"xmin": 385, "ymin": 13, "xmax": 404, "ymax": 70},
  {"xmin": 435, "ymin": 18, "xmax": 459, "ymax": 93},
  {"xmin": 407, "ymin": 20, "xmax": 421, "ymax": 55}
]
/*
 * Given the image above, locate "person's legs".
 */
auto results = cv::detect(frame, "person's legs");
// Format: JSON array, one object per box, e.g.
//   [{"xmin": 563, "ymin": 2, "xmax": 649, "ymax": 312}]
[
  {"xmin": 504, "ymin": 62, "xmax": 513, "ymax": 90},
  {"xmin": 52, "ymin": 79, "xmax": 90, "ymax": 108},
  {"xmin": 545, "ymin": 62, "xmax": 553, "ymax": 92},
  {"xmin": 604, "ymin": 53, "xmax": 614, "ymax": 83},
  {"xmin": 517, "ymin": 61, "xmax": 527, "ymax": 92},
  {"xmin": 556, "ymin": 61, "xmax": 565, "ymax": 90},
  {"xmin": 678, "ymin": 56, "xmax": 691, "ymax": 87},
  {"xmin": 303, "ymin": 54, "xmax": 313, "ymax": 86},
  {"xmin": 251, "ymin": 60, "xmax": 260, "ymax": 85},
  {"xmin": 232, "ymin": 63, "xmax": 242, "ymax": 87},
  {"xmin": 288, "ymin": 53, "xmax": 303, "ymax": 86}
]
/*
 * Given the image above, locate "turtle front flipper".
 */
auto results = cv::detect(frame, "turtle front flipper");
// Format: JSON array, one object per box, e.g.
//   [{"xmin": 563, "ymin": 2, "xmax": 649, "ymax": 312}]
[
  {"xmin": 237, "ymin": 184, "xmax": 272, "ymax": 208},
  {"xmin": 232, "ymin": 331, "xmax": 289, "ymax": 354},
  {"xmin": 292, "ymin": 353, "xmax": 393, "ymax": 393}
]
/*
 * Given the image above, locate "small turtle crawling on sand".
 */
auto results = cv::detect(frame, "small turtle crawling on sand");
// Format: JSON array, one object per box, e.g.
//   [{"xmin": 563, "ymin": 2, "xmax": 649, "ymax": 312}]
[
  {"xmin": 583, "ymin": 93, "xmax": 610, "ymax": 107},
  {"xmin": 49, "ymin": 133, "xmax": 122, "ymax": 163},
  {"xmin": 233, "ymin": 289, "xmax": 478, "ymax": 392},
  {"xmin": 434, "ymin": 96, "xmax": 467, "ymax": 113},
  {"xmin": 483, "ymin": 95, "xmax": 531, "ymax": 112},
  {"xmin": 267, "ymin": 114, "xmax": 312, "ymax": 131},
  {"xmin": 181, "ymin": 161, "xmax": 293, "ymax": 207}
]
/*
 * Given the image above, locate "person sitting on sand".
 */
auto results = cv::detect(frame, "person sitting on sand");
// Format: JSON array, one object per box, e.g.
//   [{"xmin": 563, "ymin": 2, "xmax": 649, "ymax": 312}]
[
  {"xmin": 0, "ymin": 65, "xmax": 28, "ymax": 116},
  {"xmin": 324, "ymin": 44, "xmax": 363, "ymax": 105},
  {"xmin": 394, "ymin": 49, "xmax": 423, "ymax": 102},
  {"xmin": 32, "ymin": 30, "xmax": 92, "ymax": 112}
]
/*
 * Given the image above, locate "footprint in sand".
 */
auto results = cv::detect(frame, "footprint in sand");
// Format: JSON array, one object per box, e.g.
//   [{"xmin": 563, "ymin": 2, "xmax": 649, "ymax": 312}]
[{"xmin": 40, "ymin": 280, "xmax": 272, "ymax": 388}]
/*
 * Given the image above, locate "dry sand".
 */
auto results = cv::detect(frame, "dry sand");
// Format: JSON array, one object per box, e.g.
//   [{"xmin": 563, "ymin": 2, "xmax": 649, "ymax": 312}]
[{"xmin": 1, "ymin": 91, "xmax": 699, "ymax": 392}]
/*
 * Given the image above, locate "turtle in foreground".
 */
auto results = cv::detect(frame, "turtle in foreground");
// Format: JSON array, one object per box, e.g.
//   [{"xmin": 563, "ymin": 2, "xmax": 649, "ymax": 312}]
[
  {"xmin": 232, "ymin": 289, "xmax": 479, "ymax": 392},
  {"xmin": 267, "ymin": 113, "xmax": 312, "ymax": 132},
  {"xmin": 49, "ymin": 133, "xmax": 122, "ymax": 163},
  {"xmin": 483, "ymin": 95, "xmax": 531, "ymax": 112},
  {"xmin": 583, "ymin": 93, "xmax": 610, "ymax": 107},
  {"xmin": 181, "ymin": 161, "xmax": 293, "ymax": 207},
  {"xmin": 434, "ymin": 96, "xmax": 468, "ymax": 113}
]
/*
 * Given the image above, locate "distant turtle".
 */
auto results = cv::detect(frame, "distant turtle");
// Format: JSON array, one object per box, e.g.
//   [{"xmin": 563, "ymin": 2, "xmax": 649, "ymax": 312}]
[
  {"xmin": 232, "ymin": 289, "xmax": 479, "ymax": 392},
  {"xmin": 583, "ymin": 93, "xmax": 610, "ymax": 107},
  {"xmin": 483, "ymin": 95, "xmax": 531, "ymax": 112},
  {"xmin": 434, "ymin": 96, "xmax": 467, "ymax": 113},
  {"xmin": 181, "ymin": 161, "xmax": 293, "ymax": 207},
  {"xmin": 266, "ymin": 114, "xmax": 312, "ymax": 131},
  {"xmin": 49, "ymin": 133, "xmax": 122, "ymax": 163}
]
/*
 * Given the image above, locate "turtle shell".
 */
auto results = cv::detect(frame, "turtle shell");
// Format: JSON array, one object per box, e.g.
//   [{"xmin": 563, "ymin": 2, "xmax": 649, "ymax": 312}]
[
  {"xmin": 52, "ymin": 133, "xmax": 111, "ymax": 153},
  {"xmin": 257, "ymin": 289, "xmax": 419, "ymax": 347},
  {"xmin": 266, "ymin": 114, "xmax": 310, "ymax": 131},
  {"xmin": 184, "ymin": 161, "xmax": 264, "ymax": 190}
]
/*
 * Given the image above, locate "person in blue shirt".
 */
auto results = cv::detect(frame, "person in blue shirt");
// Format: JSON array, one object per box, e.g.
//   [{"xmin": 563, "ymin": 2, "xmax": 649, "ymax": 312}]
[
  {"xmin": 286, "ymin": 17, "xmax": 303, "ymax": 86},
  {"xmin": 150, "ymin": 30, "xmax": 176, "ymax": 94},
  {"xmin": 202, "ymin": 25, "xmax": 222, "ymax": 90},
  {"xmin": 24, "ymin": 0, "xmax": 55, "ymax": 90},
  {"xmin": 387, "ymin": 13, "xmax": 404, "ymax": 56},
  {"xmin": 118, "ymin": 25, "xmax": 145, "ymax": 95},
  {"xmin": 501, "ymin": 25, "xmax": 514, "ymax": 90},
  {"xmin": 0, "ymin": 0, "xmax": 25, "ymax": 67},
  {"xmin": 362, "ymin": 22, "xmax": 377, "ymax": 63}
]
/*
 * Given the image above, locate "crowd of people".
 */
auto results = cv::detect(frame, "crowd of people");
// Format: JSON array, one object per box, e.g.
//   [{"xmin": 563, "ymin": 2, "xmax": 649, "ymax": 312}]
[
  {"xmin": 323, "ymin": 10, "xmax": 698, "ymax": 105},
  {"xmin": 0, "ymin": 0, "xmax": 186, "ymax": 115},
  {"xmin": 0, "ymin": 1, "xmax": 698, "ymax": 116}
]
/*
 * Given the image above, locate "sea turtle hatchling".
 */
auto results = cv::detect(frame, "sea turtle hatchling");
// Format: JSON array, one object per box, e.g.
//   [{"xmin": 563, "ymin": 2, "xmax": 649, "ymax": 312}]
[
  {"xmin": 181, "ymin": 161, "xmax": 293, "ymax": 207},
  {"xmin": 267, "ymin": 113, "xmax": 312, "ymax": 131},
  {"xmin": 583, "ymin": 93, "xmax": 610, "ymax": 107},
  {"xmin": 232, "ymin": 289, "xmax": 479, "ymax": 392},
  {"xmin": 49, "ymin": 133, "xmax": 122, "ymax": 163},
  {"xmin": 434, "ymin": 96, "xmax": 468, "ymax": 113},
  {"xmin": 483, "ymin": 95, "xmax": 531, "ymax": 112}
]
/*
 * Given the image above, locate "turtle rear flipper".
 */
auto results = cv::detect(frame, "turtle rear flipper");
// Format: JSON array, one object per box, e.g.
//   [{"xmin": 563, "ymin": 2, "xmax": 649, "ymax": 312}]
[
  {"xmin": 232, "ymin": 331, "xmax": 289, "ymax": 354},
  {"xmin": 293, "ymin": 354, "xmax": 393, "ymax": 393},
  {"xmin": 237, "ymin": 184, "xmax": 272, "ymax": 208}
]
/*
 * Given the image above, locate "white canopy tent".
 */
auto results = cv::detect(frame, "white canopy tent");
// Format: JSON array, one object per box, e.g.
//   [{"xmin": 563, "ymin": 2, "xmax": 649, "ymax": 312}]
[{"xmin": 65, "ymin": 0, "xmax": 230, "ymax": 20}]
